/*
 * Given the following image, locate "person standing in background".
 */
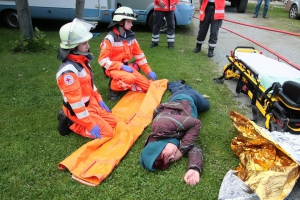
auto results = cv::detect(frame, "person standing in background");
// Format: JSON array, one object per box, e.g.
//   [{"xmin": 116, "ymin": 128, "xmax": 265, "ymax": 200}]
[
  {"xmin": 253, "ymin": 0, "xmax": 270, "ymax": 19},
  {"xmin": 149, "ymin": 0, "xmax": 179, "ymax": 49},
  {"xmin": 193, "ymin": 0, "xmax": 225, "ymax": 57}
]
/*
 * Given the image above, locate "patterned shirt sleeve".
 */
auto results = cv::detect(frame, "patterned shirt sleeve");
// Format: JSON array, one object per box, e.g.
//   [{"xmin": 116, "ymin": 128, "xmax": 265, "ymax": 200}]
[{"xmin": 187, "ymin": 146, "xmax": 204, "ymax": 173}]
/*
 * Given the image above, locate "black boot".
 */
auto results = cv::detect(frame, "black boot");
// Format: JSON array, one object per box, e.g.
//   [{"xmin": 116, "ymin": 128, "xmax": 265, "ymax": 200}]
[
  {"xmin": 109, "ymin": 88, "xmax": 118, "ymax": 101},
  {"xmin": 208, "ymin": 47, "xmax": 214, "ymax": 58},
  {"xmin": 193, "ymin": 43, "xmax": 201, "ymax": 53},
  {"xmin": 108, "ymin": 79, "xmax": 118, "ymax": 101},
  {"xmin": 149, "ymin": 42, "xmax": 158, "ymax": 48},
  {"xmin": 168, "ymin": 42, "xmax": 174, "ymax": 50},
  {"xmin": 57, "ymin": 110, "xmax": 71, "ymax": 136}
]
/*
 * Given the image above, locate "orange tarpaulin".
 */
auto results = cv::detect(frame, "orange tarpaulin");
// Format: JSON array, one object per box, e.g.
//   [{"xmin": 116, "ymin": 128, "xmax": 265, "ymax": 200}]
[{"xmin": 58, "ymin": 79, "xmax": 168, "ymax": 186}]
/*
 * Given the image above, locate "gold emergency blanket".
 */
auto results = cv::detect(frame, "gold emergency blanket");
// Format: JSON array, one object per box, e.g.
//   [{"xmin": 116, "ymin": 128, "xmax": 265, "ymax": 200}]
[
  {"xmin": 230, "ymin": 111, "xmax": 300, "ymax": 200},
  {"xmin": 58, "ymin": 79, "xmax": 168, "ymax": 186}
]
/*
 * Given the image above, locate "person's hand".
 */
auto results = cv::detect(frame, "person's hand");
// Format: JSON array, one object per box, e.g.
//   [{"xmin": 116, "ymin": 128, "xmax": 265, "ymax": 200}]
[
  {"xmin": 158, "ymin": 0, "xmax": 166, "ymax": 7},
  {"xmin": 147, "ymin": 71, "xmax": 157, "ymax": 80},
  {"xmin": 90, "ymin": 124, "xmax": 102, "ymax": 139},
  {"xmin": 99, "ymin": 101, "xmax": 110, "ymax": 112},
  {"xmin": 184, "ymin": 169, "xmax": 200, "ymax": 186},
  {"xmin": 170, "ymin": 149, "xmax": 183, "ymax": 162},
  {"xmin": 121, "ymin": 65, "xmax": 133, "ymax": 73}
]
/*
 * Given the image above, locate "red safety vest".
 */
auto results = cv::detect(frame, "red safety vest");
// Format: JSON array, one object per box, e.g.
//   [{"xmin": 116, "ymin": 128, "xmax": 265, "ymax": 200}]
[
  {"xmin": 199, "ymin": 0, "xmax": 225, "ymax": 21},
  {"xmin": 154, "ymin": 0, "xmax": 179, "ymax": 11}
]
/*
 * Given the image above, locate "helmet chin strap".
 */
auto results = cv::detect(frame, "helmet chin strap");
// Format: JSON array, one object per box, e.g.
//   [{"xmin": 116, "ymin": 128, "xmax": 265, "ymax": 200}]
[
  {"xmin": 116, "ymin": 24, "xmax": 127, "ymax": 38},
  {"xmin": 120, "ymin": 20, "xmax": 130, "ymax": 31}
]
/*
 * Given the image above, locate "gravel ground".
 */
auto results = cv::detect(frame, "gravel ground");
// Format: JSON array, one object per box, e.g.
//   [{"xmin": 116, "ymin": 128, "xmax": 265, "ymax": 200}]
[{"xmin": 192, "ymin": 2, "xmax": 300, "ymax": 199}]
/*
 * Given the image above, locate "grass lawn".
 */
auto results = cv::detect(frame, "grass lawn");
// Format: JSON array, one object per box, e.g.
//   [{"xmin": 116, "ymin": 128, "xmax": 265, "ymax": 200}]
[
  {"xmin": 246, "ymin": 2, "xmax": 300, "ymax": 33},
  {"xmin": 0, "ymin": 3, "xmax": 299, "ymax": 199}
]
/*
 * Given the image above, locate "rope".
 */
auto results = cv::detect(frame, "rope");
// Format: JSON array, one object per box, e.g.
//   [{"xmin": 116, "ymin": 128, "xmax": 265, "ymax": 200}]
[{"xmin": 224, "ymin": 19, "xmax": 300, "ymax": 37}]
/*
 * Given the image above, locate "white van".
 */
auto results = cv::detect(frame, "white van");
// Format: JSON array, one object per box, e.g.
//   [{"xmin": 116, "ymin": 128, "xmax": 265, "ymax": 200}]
[{"xmin": 0, "ymin": 0, "xmax": 195, "ymax": 32}]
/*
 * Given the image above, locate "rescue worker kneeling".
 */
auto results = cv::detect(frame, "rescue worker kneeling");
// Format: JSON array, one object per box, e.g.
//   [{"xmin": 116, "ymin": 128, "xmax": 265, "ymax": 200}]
[
  {"xmin": 56, "ymin": 18, "xmax": 117, "ymax": 139},
  {"xmin": 98, "ymin": 6, "xmax": 157, "ymax": 101}
]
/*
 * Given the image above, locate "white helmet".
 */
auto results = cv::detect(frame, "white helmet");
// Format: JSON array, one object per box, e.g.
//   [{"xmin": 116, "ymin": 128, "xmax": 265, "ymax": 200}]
[
  {"xmin": 59, "ymin": 18, "xmax": 96, "ymax": 49},
  {"xmin": 108, "ymin": 7, "xmax": 138, "ymax": 28}
]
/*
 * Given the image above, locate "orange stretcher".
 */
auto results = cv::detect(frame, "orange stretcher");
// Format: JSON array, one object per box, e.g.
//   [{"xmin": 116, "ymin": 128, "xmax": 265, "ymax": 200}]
[{"xmin": 58, "ymin": 79, "xmax": 168, "ymax": 186}]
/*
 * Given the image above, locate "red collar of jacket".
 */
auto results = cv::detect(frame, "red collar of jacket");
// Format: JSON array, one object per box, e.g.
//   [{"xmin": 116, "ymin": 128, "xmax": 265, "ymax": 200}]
[
  {"xmin": 67, "ymin": 54, "xmax": 89, "ymax": 67},
  {"xmin": 66, "ymin": 54, "xmax": 94, "ymax": 84},
  {"xmin": 113, "ymin": 27, "xmax": 120, "ymax": 36}
]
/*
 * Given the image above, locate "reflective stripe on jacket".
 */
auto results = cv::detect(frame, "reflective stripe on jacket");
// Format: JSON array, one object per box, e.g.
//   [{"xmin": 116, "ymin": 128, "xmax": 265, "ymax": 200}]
[
  {"xmin": 199, "ymin": 0, "xmax": 225, "ymax": 21},
  {"xmin": 98, "ymin": 27, "xmax": 151, "ymax": 77},
  {"xmin": 154, "ymin": 0, "xmax": 179, "ymax": 11},
  {"xmin": 56, "ymin": 54, "xmax": 102, "ymax": 131}
]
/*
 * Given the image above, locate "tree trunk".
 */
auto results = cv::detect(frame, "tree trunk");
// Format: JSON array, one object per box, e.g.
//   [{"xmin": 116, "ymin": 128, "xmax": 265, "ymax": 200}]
[
  {"xmin": 15, "ymin": 0, "xmax": 34, "ymax": 39},
  {"xmin": 75, "ymin": 0, "xmax": 85, "ymax": 19}
]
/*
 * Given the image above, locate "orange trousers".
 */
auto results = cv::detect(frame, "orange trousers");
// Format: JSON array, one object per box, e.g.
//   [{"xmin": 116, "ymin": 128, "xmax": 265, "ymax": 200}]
[
  {"xmin": 63, "ymin": 96, "xmax": 117, "ymax": 139},
  {"xmin": 109, "ymin": 65, "xmax": 150, "ymax": 92}
]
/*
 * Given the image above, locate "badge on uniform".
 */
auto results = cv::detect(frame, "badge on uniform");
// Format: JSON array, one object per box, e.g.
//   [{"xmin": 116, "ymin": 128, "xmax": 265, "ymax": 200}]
[{"xmin": 64, "ymin": 75, "xmax": 74, "ymax": 85}]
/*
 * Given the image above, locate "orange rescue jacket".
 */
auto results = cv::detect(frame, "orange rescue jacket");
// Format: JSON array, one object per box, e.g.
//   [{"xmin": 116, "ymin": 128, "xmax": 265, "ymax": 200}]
[
  {"xmin": 56, "ymin": 54, "xmax": 102, "ymax": 131},
  {"xmin": 98, "ymin": 27, "xmax": 152, "ymax": 77},
  {"xmin": 199, "ymin": 0, "xmax": 225, "ymax": 21},
  {"xmin": 154, "ymin": 0, "xmax": 179, "ymax": 11}
]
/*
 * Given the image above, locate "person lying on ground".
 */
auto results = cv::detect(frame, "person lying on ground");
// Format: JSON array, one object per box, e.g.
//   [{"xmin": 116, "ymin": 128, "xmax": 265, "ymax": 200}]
[{"xmin": 140, "ymin": 80, "xmax": 210, "ymax": 185}]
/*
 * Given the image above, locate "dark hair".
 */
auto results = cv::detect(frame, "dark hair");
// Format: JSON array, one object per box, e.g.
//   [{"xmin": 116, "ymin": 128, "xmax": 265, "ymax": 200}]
[{"xmin": 153, "ymin": 153, "xmax": 171, "ymax": 170}]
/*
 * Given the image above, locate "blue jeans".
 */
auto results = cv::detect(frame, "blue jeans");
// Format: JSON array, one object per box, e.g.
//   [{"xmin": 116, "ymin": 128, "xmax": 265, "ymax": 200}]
[
  {"xmin": 254, "ymin": 0, "xmax": 270, "ymax": 17},
  {"xmin": 167, "ymin": 81, "xmax": 210, "ymax": 113}
]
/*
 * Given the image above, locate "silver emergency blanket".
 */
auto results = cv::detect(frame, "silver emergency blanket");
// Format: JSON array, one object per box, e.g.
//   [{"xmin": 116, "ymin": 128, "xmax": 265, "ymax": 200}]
[
  {"xmin": 218, "ymin": 170, "xmax": 260, "ymax": 200},
  {"xmin": 266, "ymin": 129, "xmax": 300, "ymax": 164}
]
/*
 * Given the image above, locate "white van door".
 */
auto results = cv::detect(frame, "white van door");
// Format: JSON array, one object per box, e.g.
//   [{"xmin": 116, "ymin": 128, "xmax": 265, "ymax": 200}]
[
  {"xmin": 84, "ymin": 0, "xmax": 100, "ymax": 18},
  {"xmin": 117, "ymin": 0, "xmax": 152, "ymax": 10},
  {"xmin": 29, "ymin": 0, "xmax": 75, "ymax": 20},
  {"xmin": 84, "ymin": 0, "xmax": 117, "ymax": 20}
]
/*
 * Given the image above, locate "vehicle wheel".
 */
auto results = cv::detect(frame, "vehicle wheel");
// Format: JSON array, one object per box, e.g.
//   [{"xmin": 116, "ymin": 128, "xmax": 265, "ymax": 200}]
[
  {"xmin": 3, "ymin": 10, "xmax": 19, "ymax": 29},
  {"xmin": 237, "ymin": 0, "xmax": 248, "ymax": 13},
  {"xmin": 148, "ymin": 12, "xmax": 167, "ymax": 34},
  {"xmin": 289, "ymin": 5, "xmax": 298, "ymax": 19}
]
